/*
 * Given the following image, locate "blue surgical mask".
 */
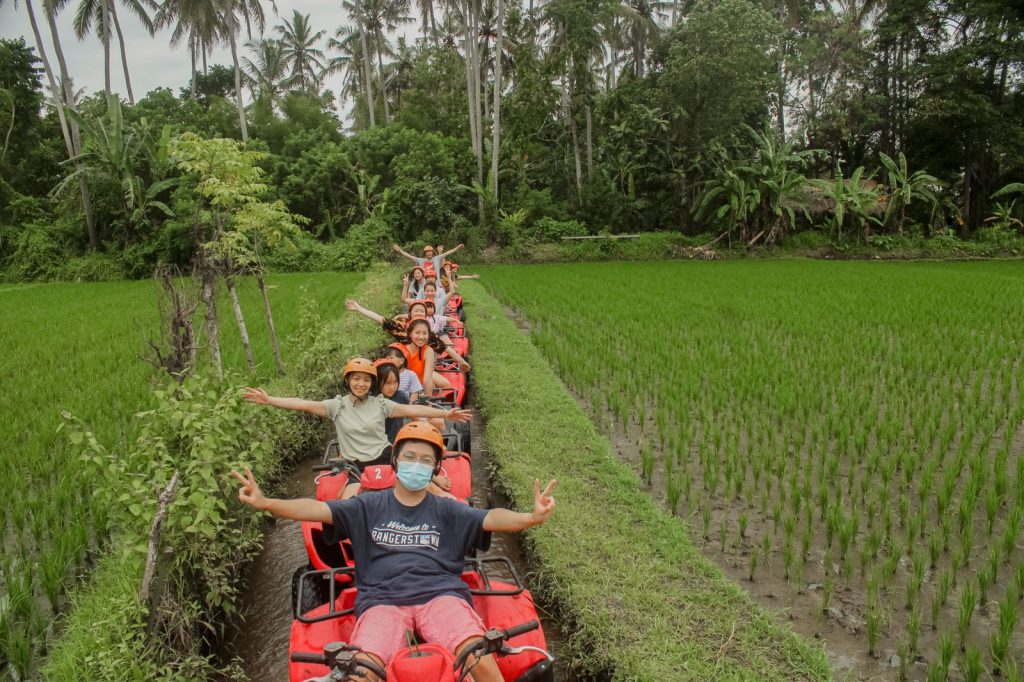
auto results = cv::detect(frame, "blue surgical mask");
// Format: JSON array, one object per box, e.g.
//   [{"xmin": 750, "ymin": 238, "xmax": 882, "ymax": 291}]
[{"xmin": 396, "ymin": 461, "xmax": 434, "ymax": 491}]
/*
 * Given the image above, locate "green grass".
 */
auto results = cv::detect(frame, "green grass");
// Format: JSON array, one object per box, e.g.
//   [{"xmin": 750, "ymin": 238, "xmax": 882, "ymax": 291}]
[
  {"xmin": 460, "ymin": 277, "xmax": 830, "ymax": 680},
  {"xmin": 0, "ymin": 272, "xmax": 363, "ymax": 678},
  {"xmin": 476, "ymin": 259, "xmax": 1024, "ymax": 678}
]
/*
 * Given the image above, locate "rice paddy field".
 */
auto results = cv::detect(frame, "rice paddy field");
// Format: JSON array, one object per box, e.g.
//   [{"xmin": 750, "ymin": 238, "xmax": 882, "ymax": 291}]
[
  {"xmin": 0, "ymin": 272, "xmax": 361, "ymax": 677},
  {"xmin": 481, "ymin": 260, "xmax": 1024, "ymax": 681}
]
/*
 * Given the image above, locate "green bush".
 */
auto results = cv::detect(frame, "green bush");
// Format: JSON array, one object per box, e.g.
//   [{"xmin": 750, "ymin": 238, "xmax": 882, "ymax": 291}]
[
  {"xmin": 528, "ymin": 217, "xmax": 586, "ymax": 242},
  {"xmin": 53, "ymin": 252, "xmax": 127, "ymax": 282},
  {"xmin": 780, "ymin": 230, "xmax": 832, "ymax": 250},
  {"xmin": 1, "ymin": 218, "xmax": 82, "ymax": 281}
]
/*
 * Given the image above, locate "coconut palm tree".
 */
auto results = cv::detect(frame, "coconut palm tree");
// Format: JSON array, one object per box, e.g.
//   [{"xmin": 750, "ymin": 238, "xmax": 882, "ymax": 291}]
[
  {"xmin": 411, "ymin": 0, "xmax": 437, "ymax": 45},
  {"xmin": 156, "ymin": 0, "xmax": 223, "ymax": 98},
  {"xmin": 614, "ymin": 0, "xmax": 667, "ymax": 78},
  {"xmin": 38, "ymin": 0, "xmax": 100, "ymax": 246},
  {"xmin": 2, "ymin": 0, "xmax": 96, "ymax": 247},
  {"xmin": 242, "ymin": 38, "xmax": 288, "ymax": 106},
  {"xmin": 66, "ymin": 0, "xmax": 155, "ymax": 103},
  {"xmin": 344, "ymin": 0, "xmax": 412, "ymax": 123},
  {"xmin": 276, "ymin": 10, "xmax": 328, "ymax": 95},
  {"xmin": 219, "ymin": 0, "xmax": 269, "ymax": 141}
]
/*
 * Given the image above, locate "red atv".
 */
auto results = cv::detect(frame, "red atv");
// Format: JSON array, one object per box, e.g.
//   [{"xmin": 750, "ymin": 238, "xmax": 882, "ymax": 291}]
[
  {"xmin": 297, "ymin": 440, "xmax": 474, "ymax": 578},
  {"xmin": 444, "ymin": 320, "xmax": 470, "ymax": 358},
  {"xmin": 433, "ymin": 357, "xmax": 468, "ymax": 407},
  {"xmin": 289, "ymin": 559, "xmax": 554, "ymax": 682}
]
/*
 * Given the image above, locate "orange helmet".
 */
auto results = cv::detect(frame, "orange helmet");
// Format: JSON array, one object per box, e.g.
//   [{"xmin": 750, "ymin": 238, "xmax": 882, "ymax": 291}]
[
  {"xmin": 408, "ymin": 300, "xmax": 428, "ymax": 315},
  {"xmin": 342, "ymin": 357, "xmax": 378, "ymax": 379},
  {"xmin": 373, "ymin": 358, "xmax": 397, "ymax": 368},
  {"xmin": 392, "ymin": 421, "xmax": 445, "ymax": 471},
  {"xmin": 423, "ymin": 244, "xmax": 435, "ymax": 254},
  {"xmin": 406, "ymin": 315, "xmax": 431, "ymax": 329}
]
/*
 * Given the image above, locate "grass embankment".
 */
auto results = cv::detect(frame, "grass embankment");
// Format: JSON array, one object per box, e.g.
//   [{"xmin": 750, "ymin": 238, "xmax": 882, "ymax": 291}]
[
  {"xmin": 41, "ymin": 266, "xmax": 398, "ymax": 678},
  {"xmin": 460, "ymin": 278, "xmax": 830, "ymax": 681}
]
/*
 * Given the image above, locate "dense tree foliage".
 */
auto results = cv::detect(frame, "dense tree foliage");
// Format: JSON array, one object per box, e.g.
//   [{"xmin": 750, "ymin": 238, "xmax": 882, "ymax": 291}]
[{"xmin": 1, "ymin": 0, "xmax": 1023, "ymax": 279}]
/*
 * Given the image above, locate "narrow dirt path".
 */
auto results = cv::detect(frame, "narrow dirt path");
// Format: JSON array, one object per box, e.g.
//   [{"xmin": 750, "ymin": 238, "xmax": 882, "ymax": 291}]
[{"xmin": 222, "ymin": 372, "xmax": 569, "ymax": 680}]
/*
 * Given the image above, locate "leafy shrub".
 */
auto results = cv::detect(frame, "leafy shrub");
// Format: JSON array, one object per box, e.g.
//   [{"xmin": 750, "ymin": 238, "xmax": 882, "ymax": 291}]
[
  {"xmin": 781, "ymin": 230, "xmax": 832, "ymax": 250},
  {"xmin": 1, "ymin": 218, "xmax": 81, "ymax": 281},
  {"xmin": 508, "ymin": 185, "xmax": 569, "ymax": 225},
  {"xmin": 383, "ymin": 176, "xmax": 470, "ymax": 241},
  {"xmin": 974, "ymin": 224, "xmax": 1024, "ymax": 254},
  {"xmin": 528, "ymin": 217, "xmax": 586, "ymax": 242},
  {"xmin": 53, "ymin": 253, "xmax": 126, "ymax": 281}
]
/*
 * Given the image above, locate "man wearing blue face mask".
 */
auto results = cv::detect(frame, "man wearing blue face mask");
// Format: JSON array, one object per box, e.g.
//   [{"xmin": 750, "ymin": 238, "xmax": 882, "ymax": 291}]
[{"xmin": 231, "ymin": 421, "xmax": 557, "ymax": 682}]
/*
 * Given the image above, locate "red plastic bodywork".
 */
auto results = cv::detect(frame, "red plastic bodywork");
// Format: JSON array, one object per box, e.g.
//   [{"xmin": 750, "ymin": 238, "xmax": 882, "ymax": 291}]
[{"xmin": 289, "ymin": 573, "xmax": 548, "ymax": 682}]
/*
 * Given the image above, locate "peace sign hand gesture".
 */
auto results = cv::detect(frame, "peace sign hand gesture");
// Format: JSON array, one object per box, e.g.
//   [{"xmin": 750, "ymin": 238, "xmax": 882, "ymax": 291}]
[
  {"xmin": 530, "ymin": 479, "xmax": 557, "ymax": 526},
  {"xmin": 231, "ymin": 467, "xmax": 266, "ymax": 510}
]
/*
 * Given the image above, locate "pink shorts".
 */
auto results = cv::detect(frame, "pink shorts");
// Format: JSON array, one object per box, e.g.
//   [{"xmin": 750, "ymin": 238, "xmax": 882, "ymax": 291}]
[{"xmin": 350, "ymin": 595, "xmax": 486, "ymax": 664}]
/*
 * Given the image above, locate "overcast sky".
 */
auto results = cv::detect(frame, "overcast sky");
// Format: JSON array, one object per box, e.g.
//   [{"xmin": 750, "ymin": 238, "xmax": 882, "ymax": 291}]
[{"xmin": 0, "ymin": 0, "xmax": 378, "ymax": 119}]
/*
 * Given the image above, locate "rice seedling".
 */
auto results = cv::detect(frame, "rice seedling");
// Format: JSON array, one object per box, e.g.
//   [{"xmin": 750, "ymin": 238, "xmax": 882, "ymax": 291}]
[
  {"xmin": 906, "ymin": 549, "xmax": 926, "ymax": 610},
  {"xmin": 958, "ymin": 582, "xmax": 978, "ymax": 650},
  {"xmin": 961, "ymin": 644, "xmax": 983, "ymax": 682},
  {"xmin": 666, "ymin": 471, "xmax": 682, "ymax": 515},
  {"xmin": 748, "ymin": 546, "xmax": 759, "ymax": 582},
  {"xmin": 640, "ymin": 442, "xmax": 654, "ymax": 486},
  {"xmin": 907, "ymin": 604, "xmax": 922, "ymax": 659},
  {"xmin": 991, "ymin": 589, "xmax": 1019, "ymax": 676},
  {"xmin": 977, "ymin": 558, "xmax": 996, "ymax": 607},
  {"xmin": 866, "ymin": 605, "xmax": 882, "ymax": 657}
]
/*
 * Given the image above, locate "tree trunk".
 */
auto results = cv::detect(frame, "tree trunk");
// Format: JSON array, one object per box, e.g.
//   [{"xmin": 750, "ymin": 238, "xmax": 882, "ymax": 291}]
[
  {"xmin": 562, "ymin": 75, "xmax": 582, "ymax": 197},
  {"xmin": 776, "ymin": 62, "xmax": 785, "ymax": 141},
  {"xmin": 360, "ymin": 26, "xmax": 376, "ymax": 127},
  {"xmin": 585, "ymin": 104, "xmax": 593, "ymax": 182},
  {"xmin": 111, "ymin": 3, "xmax": 135, "ymax": 104},
  {"xmin": 45, "ymin": 5, "xmax": 98, "ymax": 250},
  {"xmin": 463, "ymin": 0, "xmax": 483, "ymax": 220},
  {"xmin": 0, "ymin": 96, "xmax": 15, "ymax": 167},
  {"xmin": 428, "ymin": 1, "xmax": 438, "ymax": 48},
  {"xmin": 190, "ymin": 41, "xmax": 197, "ymax": 98},
  {"xmin": 471, "ymin": 0, "xmax": 484, "ymax": 195},
  {"xmin": 102, "ymin": 0, "xmax": 112, "ymax": 93},
  {"xmin": 377, "ymin": 47, "xmax": 390, "ymax": 122},
  {"xmin": 200, "ymin": 258, "xmax": 223, "ymax": 381},
  {"xmin": 224, "ymin": 269, "xmax": 255, "ymax": 372},
  {"xmin": 490, "ymin": 0, "xmax": 505, "ymax": 199},
  {"xmin": 25, "ymin": 0, "xmax": 73, "ymax": 157},
  {"xmin": 228, "ymin": 31, "xmax": 249, "ymax": 141},
  {"xmin": 256, "ymin": 271, "xmax": 285, "ymax": 376}
]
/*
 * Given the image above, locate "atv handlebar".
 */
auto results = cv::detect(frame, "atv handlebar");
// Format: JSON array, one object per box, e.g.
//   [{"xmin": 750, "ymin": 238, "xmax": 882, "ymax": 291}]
[
  {"xmin": 292, "ymin": 642, "xmax": 388, "ymax": 680},
  {"xmin": 453, "ymin": 620, "xmax": 543, "ymax": 679}
]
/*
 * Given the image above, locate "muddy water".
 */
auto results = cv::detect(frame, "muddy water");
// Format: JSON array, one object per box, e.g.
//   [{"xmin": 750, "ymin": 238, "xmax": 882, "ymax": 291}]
[
  {"xmin": 224, "ymin": 410, "xmax": 569, "ymax": 681},
  {"xmin": 224, "ymin": 444, "xmax": 321, "ymax": 682}
]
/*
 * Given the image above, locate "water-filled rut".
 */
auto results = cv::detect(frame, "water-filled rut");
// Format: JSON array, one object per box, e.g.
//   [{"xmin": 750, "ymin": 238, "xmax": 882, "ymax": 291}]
[{"xmin": 223, "ymin": 406, "xmax": 568, "ymax": 680}]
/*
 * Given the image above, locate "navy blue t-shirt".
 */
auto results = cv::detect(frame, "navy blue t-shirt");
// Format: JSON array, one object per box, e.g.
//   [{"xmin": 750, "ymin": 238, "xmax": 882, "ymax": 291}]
[
  {"xmin": 384, "ymin": 390, "xmax": 409, "ymax": 444},
  {"xmin": 324, "ymin": 490, "xmax": 490, "ymax": 616}
]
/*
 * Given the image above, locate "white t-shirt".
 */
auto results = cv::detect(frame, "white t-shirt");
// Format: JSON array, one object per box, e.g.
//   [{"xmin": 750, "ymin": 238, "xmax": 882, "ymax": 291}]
[{"xmin": 322, "ymin": 394, "xmax": 397, "ymax": 462}]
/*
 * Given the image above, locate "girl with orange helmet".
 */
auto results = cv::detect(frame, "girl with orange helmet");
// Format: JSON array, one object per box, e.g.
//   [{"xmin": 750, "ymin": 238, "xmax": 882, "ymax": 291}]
[
  {"xmin": 347, "ymin": 299, "xmax": 471, "ymax": 375},
  {"xmin": 242, "ymin": 357, "xmax": 469, "ymax": 499}
]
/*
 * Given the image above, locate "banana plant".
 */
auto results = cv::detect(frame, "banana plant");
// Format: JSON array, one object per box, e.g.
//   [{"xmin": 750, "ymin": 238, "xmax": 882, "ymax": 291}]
[
  {"xmin": 878, "ymin": 151, "xmax": 940, "ymax": 234},
  {"xmin": 810, "ymin": 165, "xmax": 883, "ymax": 241}
]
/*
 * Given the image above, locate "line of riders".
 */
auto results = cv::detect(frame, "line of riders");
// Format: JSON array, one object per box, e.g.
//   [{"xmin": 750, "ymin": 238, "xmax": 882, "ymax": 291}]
[{"xmin": 234, "ymin": 243, "xmax": 558, "ymax": 682}]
